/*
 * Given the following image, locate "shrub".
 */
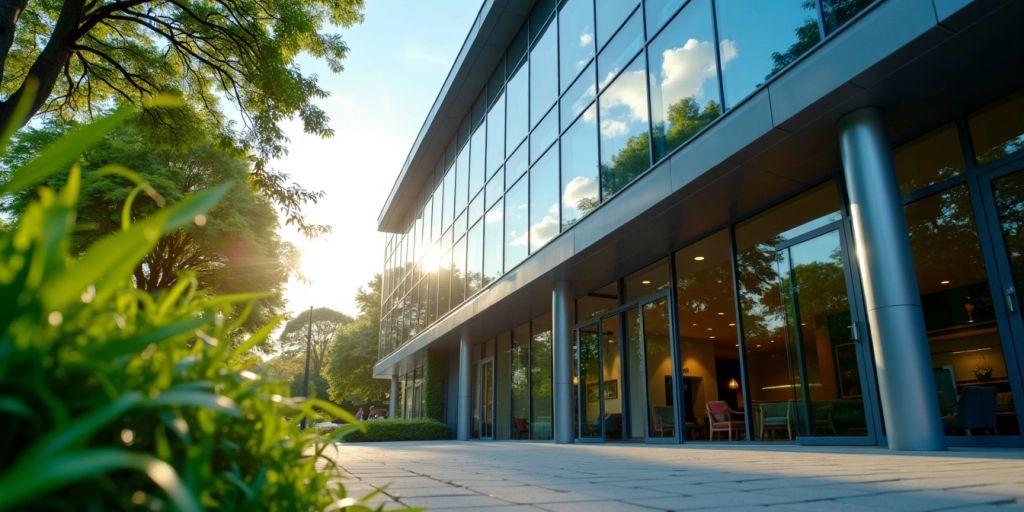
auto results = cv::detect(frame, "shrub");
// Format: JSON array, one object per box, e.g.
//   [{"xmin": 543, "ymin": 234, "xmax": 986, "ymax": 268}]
[
  {"xmin": 343, "ymin": 419, "xmax": 453, "ymax": 442},
  {"xmin": 0, "ymin": 102, "xmax": 393, "ymax": 510}
]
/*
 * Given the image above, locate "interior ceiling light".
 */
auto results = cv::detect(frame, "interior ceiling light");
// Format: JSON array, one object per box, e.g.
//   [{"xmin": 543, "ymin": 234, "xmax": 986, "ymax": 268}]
[
  {"xmin": 641, "ymin": 279, "xmax": 651, "ymax": 285},
  {"xmin": 940, "ymin": 280, "xmax": 951, "ymax": 285},
  {"xmin": 717, "ymin": 312, "xmax": 725, "ymax": 316},
  {"xmin": 693, "ymin": 256, "xmax": 705, "ymax": 261},
  {"xmin": 728, "ymin": 323, "xmax": 736, "ymax": 327},
  {"xmin": 709, "ymin": 336, "xmax": 716, "ymax": 339}
]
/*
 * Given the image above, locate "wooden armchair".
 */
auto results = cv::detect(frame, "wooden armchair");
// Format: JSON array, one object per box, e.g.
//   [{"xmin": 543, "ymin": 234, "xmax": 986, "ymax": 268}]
[{"xmin": 706, "ymin": 401, "xmax": 745, "ymax": 441}]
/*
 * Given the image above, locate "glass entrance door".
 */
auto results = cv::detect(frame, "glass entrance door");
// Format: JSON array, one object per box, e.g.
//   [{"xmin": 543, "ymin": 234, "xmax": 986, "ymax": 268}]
[{"xmin": 479, "ymin": 358, "xmax": 494, "ymax": 439}]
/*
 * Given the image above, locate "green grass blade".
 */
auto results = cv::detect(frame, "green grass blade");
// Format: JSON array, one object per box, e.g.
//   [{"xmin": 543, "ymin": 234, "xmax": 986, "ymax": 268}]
[
  {"xmin": 83, "ymin": 315, "xmax": 211, "ymax": 360},
  {"xmin": 231, "ymin": 314, "xmax": 284, "ymax": 359},
  {"xmin": 146, "ymin": 390, "xmax": 240, "ymax": 417}
]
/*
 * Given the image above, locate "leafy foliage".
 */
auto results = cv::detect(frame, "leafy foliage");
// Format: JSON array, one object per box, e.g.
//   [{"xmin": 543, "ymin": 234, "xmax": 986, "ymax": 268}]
[
  {"xmin": 280, "ymin": 307, "xmax": 353, "ymax": 397},
  {"xmin": 342, "ymin": 419, "xmax": 453, "ymax": 443},
  {"xmin": 324, "ymin": 275, "xmax": 389, "ymax": 406},
  {"xmin": 0, "ymin": 104, "xmax": 386, "ymax": 511}
]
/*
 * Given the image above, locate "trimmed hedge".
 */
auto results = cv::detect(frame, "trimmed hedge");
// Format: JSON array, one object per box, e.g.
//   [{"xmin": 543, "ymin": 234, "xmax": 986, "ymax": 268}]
[{"xmin": 343, "ymin": 419, "xmax": 453, "ymax": 442}]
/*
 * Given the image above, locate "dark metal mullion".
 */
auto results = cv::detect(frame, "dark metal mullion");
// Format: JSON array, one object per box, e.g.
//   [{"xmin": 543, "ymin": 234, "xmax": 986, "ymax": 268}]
[
  {"xmin": 667, "ymin": 254, "xmax": 686, "ymax": 443},
  {"xmin": 598, "ymin": 319, "xmax": 607, "ymax": 440},
  {"xmin": 784, "ymin": 248, "xmax": 815, "ymax": 437},
  {"xmin": 728, "ymin": 227, "xmax": 754, "ymax": 441},
  {"xmin": 814, "ymin": 0, "xmax": 828, "ymax": 40},
  {"xmin": 617, "ymin": 311, "xmax": 630, "ymax": 439},
  {"xmin": 637, "ymin": 303, "xmax": 651, "ymax": 440},
  {"xmin": 709, "ymin": 0, "xmax": 727, "ymax": 111}
]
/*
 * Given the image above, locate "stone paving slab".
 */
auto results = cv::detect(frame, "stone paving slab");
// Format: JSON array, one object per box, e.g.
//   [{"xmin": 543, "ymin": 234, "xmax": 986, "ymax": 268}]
[{"xmin": 322, "ymin": 441, "xmax": 1024, "ymax": 511}]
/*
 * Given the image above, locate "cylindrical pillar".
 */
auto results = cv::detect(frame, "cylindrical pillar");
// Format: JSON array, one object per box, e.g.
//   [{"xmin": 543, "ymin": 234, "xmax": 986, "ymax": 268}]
[
  {"xmin": 837, "ymin": 107, "xmax": 945, "ymax": 451},
  {"xmin": 388, "ymin": 375, "xmax": 399, "ymax": 419},
  {"xmin": 552, "ymin": 281, "xmax": 576, "ymax": 444},
  {"xmin": 456, "ymin": 335, "xmax": 472, "ymax": 441}
]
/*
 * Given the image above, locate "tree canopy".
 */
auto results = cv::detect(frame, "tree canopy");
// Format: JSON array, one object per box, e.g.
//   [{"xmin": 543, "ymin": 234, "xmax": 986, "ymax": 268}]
[
  {"xmin": 278, "ymin": 306, "xmax": 353, "ymax": 396},
  {"xmin": 0, "ymin": 0, "xmax": 364, "ymax": 235},
  {"xmin": 324, "ymin": 274, "xmax": 388, "ymax": 406}
]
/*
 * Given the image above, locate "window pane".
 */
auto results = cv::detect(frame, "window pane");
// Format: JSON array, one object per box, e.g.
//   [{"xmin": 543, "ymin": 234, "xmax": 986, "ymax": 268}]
[
  {"xmin": 623, "ymin": 258, "xmax": 671, "ymax": 301},
  {"xmin": 438, "ymin": 249, "xmax": 451, "ymax": 315},
  {"xmin": 456, "ymin": 143, "xmax": 470, "ymax": 214},
  {"xmin": 511, "ymin": 323, "xmax": 530, "ymax": 438},
  {"xmin": 648, "ymin": 0, "xmax": 721, "ymax": 161},
  {"xmin": 530, "ymin": 22, "xmax": 558, "ymax": 128},
  {"xmin": 598, "ymin": 9, "xmax": 643, "ymax": 90},
  {"xmin": 508, "ymin": 25, "xmax": 528, "ymax": 71},
  {"xmin": 451, "ymin": 236, "xmax": 466, "ymax": 306},
  {"xmin": 892, "ymin": 124, "xmax": 965, "ymax": 197},
  {"xmin": 487, "ymin": 93, "xmax": 505, "ymax": 177},
  {"xmin": 530, "ymin": 106, "xmax": 558, "ymax": 163},
  {"xmin": 468, "ymin": 190, "xmax": 483, "ymax": 226},
  {"xmin": 645, "ymin": 0, "xmax": 684, "ymax": 35},
  {"xmin": 561, "ymin": 60, "xmax": 596, "ymax": 128},
  {"xmin": 559, "ymin": 0, "xmax": 595, "ymax": 91},
  {"xmin": 577, "ymin": 281, "xmax": 619, "ymax": 321},
  {"xmin": 442, "ymin": 165, "xmax": 455, "ymax": 230},
  {"xmin": 599, "ymin": 56, "xmax": 650, "ymax": 199},
  {"xmin": 969, "ymin": 90, "xmax": 1024, "ymax": 166},
  {"xmin": 734, "ymin": 181, "xmax": 842, "ymax": 250},
  {"xmin": 483, "ymin": 199, "xmax": 504, "ymax": 285},
  {"xmin": 595, "ymin": 0, "xmax": 639, "ymax": 50},
  {"xmin": 496, "ymin": 332, "xmax": 511, "ymax": 439},
  {"xmin": 488, "ymin": 58, "xmax": 505, "ymax": 104},
  {"xmin": 561, "ymin": 104, "xmax": 600, "ymax": 230},
  {"xmin": 467, "ymin": 221, "xmax": 483, "ymax": 296},
  {"xmin": 822, "ymin": 0, "xmax": 874, "ymax": 35},
  {"xmin": 470, "ymin": 123, "xmax": 486, "ymax": 196},
  {"xmin": 716, "ymin": 0, "xmax": 820, "ymax": 108},
  {"xmin": 505, "ymin": 175, "xmax": 529, "ymax": 270},
  {"xmin": 530, "ymin": 313, "xmax": 553, "ymax": 440},
  {"xmin": 530, "ymin": 0, "xmax": 556, "ymax": 41},
  {"xmin": 453, "ymin": 209, "xmax": 467, "ymax": 242},
  {"xmin": 485, "ymin": 167, "xmax": 504, "ymax": 209},
  {"xmin": 507, "ymin": 63, "xmax": 529, "ymax": 153},
  {"xmin": 506, "ymin": 140, "xmax": 528, "ymax": 189},
  {"xmin": 530, "ymin": 147, "xmax": 560, "ymax": 253}
]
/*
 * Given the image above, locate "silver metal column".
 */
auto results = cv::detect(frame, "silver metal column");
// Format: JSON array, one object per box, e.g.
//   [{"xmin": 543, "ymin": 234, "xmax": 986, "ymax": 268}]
[
  {"xmin": 838, "ymin": 107, "xmax": 945, "ymax": 451},
  {"xmin": 388, "ymin": 375, "xmax": 398, "ymax": 419},
  {"xmin": 457, "ymin": 335, "xmax": 472, "ymax": 441},
  {"xmin": 552, "ymin": 281, "xmax": 575, "ymax": 444}
]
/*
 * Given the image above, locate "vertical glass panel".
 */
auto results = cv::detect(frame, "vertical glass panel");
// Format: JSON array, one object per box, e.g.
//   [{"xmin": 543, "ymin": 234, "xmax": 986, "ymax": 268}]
[
  {"xmin": 487, "ymin": 93, "xmax": 506, "ymax": 178},
  {"xmin": 577, "ymin": 281, "xmax": 620, "ymax": 321},
  {"xmin": 530, "ymin": 0, "xmax": 556, "ymax": 41},
  {"xmin": 466, "ymin": 220, "xmax": 483, "ymax": 296},
  {"xmin": 485, "ymin": 168, "xmax": 504, "ymax": 209},
  {"xmin": 482, "ymin": 358, "xmax": 495, "ymax": 437},
  {"xmin": 969, "ymin": 90, "xmax": 1024, "ymax": 166},
  {"xmin": 508, "ymin": 25, "xmax": 529, "ymax": 70},
  {"xmin": 488, "ymin": 58, "xmax": 505, "ymax": 105},
  {"xmin": 675, "ymin": 230, "xmax": 741, "ymax": 440},
  {"xmin": 437, "ymin": 249, "xmax": 451, "ymax": 315},
  {"xmin": 597, "ymin": 10, "xmax": 643, "ymax": 89},
  {"xmin": 530, "ymin": 106, "xmax": 559, "ymax": 163},
  {"xmin": 511, "ymin": 323, "xmax": 531, "ymax": 438},
  {"xmin": 424, "ymin": 261, "xmax": 437, "ymax": 325},
  {"xmin": 906, "ymin": 185, "xmax": 1019, "ymax": 435},
  {"xmin": 472, "ymin": 94, "xmax": 486, "ymax": 131},
  {"xmin": 559, "ymin": 0, "xmax": 596, "ymax": 91},
  {"xmin": 469, "ymin": 192, "xmax": 484, "ymax": 228},
  {"xmin": 470, "ymin": 124, "xmax": 486, "ymax": 197},
  {"xmin": 734, "ymin": 182, "xmax": 842, "ymax": 250},
  {"xmin": 599, "ymin": 56, "xmax": 650, "ymax": 199},
  {"xmin": 645, "ymin": 0, "xmax": 684, "ymax": 35},
  {"xmin": 471, "ymin": 343, "xmax": 481, "ymax": 435},
  {"xmin": 531, "ymin": 313, "xmax": 553, "ymax": 440},
  {"xmin": 442, "ymin": 165, "xmax": 456, "ymax": 232},
  {"xmin": 648, "ymin": 0, "xmax": 721, "ymax": 161},
  {"xmin": 626, "ymin": 307, "xmax": 647, "ymax": 438},
  {"xmin": 451, "ymin": 236, "xmax": 466, "ymax": 306},
  {"xmin": 579, "ymin": 324, "xmax": 602, "ymax": 437},
  {"xmin": 892, "ymin": 124, "xmax": 965, "ymax": 197},
  {"xmin": 483, "ymin": 199, "xmax": 503, "ymax": 286},
  {"xmin": 453, "ymin": 209, "xmax": 467, "ymax": 242},
  {"xmin": 716, "ymin": 0, "xmax": 821, "ymax": 108},
  {"xmin": 624, "ymin": 258, "xmax": 671, "ymax": 301},
  {"xmin": 822, "ymin": 0, "xmax": 874, "ymax": 35},
  {"xmin": 456, "ymin": 144, "xmax": 470, "ymax": 215},
  {"xmin": 496, "ymin": 331, "xmax": 511, "ymax": 439},
  {"xmin": 561, "ymin": 104, "xmax": 600, "ymax": 230},
  {"xmin": 530, "ymin": 23, "xmax": 558, "ymax": 128},
  {"xmin": 506, "ymin": 141, "xmax": 529, "ymax": 189},
  {"xmin": 601, "ymin": 315, "xmax": 623, "ymax": 440},
  {"xmin": 505, "ymin": 175, "xmax": 529, "ymax": 270},
  {"xmin": 595, "ymin": 0, "xmax": 639, "ymax": 51},
  {"xmin": 561, "ymin": 61, "xmax": 597, "ymax": 128},
  {"xmin": 506, "ymin": 64, "xmax": 529, "ymax": 153},
  {"xmin": 642, "ymin": 298, "xmax": 674, "ymax": 438},
  {"xmin": 529, "ymin": 147, "xmax": 560, "ymax": 253}
]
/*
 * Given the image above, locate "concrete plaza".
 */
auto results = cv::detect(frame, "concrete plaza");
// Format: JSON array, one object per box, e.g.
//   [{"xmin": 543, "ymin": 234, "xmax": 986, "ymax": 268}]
[{"xmin": 321, "ymin": 441, "xmax": 1024, "ymax": 512}]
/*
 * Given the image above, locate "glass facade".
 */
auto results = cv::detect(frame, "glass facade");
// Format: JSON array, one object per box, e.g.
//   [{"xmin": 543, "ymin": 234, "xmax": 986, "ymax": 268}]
[{"xmin": 381, "ymin": 0, "xmax": 877, "ymax": 358}]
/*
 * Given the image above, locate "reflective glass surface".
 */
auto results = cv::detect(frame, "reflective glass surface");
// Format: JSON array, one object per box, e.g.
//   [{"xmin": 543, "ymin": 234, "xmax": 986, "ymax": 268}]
[
  {"xmin": 507, "ymin": 63, "xmax": 529, "ymax": 153},
  {"xmin": 892, "ymin": 124, "xmax": 965, "ymax": 197},
  {"xmin": 601, "ymin": 315, "xmax": 623, "ymax": 440},
  {"xmin": 495, "ymin": 332, "xmax": 511, "ymax": 439},
  {"xmin": 530, "ymin": 106, "xmax": 558, "ymax": 163},
  {"xmin": 578, "ymin": 324, "xmax": 601, "ymax": 437},
  {"xmin": 483, "ymin": 200, "xmax": 503, "ymax": 286},
  {"xmin": 595, "ymin": 0, "xmax": 639, "ymax": 51},
  {"xmin": 511, "ymin": 323, "xmax": 530, "ymax": 438},
  {"xmin": 530, "ymin": 314, "xmax": 553, "ymax": 440},
  {"xmin": 624, "ymin": 258, "xmax": 671, "ymax": 301},
  {"xmin": 529, "ymin": 147, "xmax": 560, "ymax": 253},
  {"xmin": 508, "ymin": 25, "xmax": 528, "ymax": 71},
  {"xmin": 456, "ymin": 143, "xmax": 470, "ymax": 214},
  {"xmin": 530, "ymin": 22, "xmax": 558, "ymax": 128},
  {"xmin": 466, "ymin": 220, "xmax": 483, "ymax": 296},
  {"xmin": 505, "ymin": 175, "xmax": 529, "ymax": 270},
  {"xmin": 451, "ymin": 236, "xmax": 466, "ymax": 306},
  {"xmin": 468, "ymin": 191, "xmax": 483, "ymax": 226},
  {"xmin": 506, "ymin": 141, "xmax": 528, "ymax": 189},
  {"xmin": 559, "ymin": 0, "xmax": 595, "ymax": 91},
  {"xmin": 560, "ymin": 104, "xmax": 600, "ymax": 230},
  {"xmin": 597, "ymin": 9, "xmax": 643, "ymax": 91},
  {"xmin": 625, "ymin": 306, "xmax": 647, "ymax": 438},
  {"xmin": 561, "ymin": 61, "xmax": 597, "ymax": 128},
  {"xmin": 453, "ymin": 209, "xmax": 467, "ymax": 242},
  {"xmin": 442, "ymin": 165, "xmax": 456, "ymax": 230},
  {"xmin": 470, "ymin": 123, "xmax": 486, "ymax": 196},
  {"xmin": 648, "ymin": 0, "xmax": 721, "ymax": 161},
  {"xmin": 437, "ymin": 249, "xmax": 451, "ymax": 315},
  {"xmin": 641, "ymin": 298, "xmax": 674, "ymax": 438},
  {"xmin": 487, "ymin": 93, "xmax": 505, "ymax": 177},
  {"xmin": 822, "ymin": 0, "xmax": 874, "ymax": 35},
  {"xmin": 969, "ymin": 90, "xmax": 1024, "ymax": 166},
  {"xmin": 485, "ymin": 168, "xmax": 503, "ymax": 209},
  {"xmin": 716, "ymin": 0, "xmax": 820, "ymax": 109},
  {"xmin": 599, "ymin": 56, "xmax": 650, "ymax": 199},
  {"xmin": 644, "ymin": 0, "xmax": 684, "ymax": 35}
]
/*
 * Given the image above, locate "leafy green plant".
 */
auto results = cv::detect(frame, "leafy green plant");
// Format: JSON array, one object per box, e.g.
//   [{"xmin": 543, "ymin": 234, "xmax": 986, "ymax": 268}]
[
  {"xmin": 342, "ymin": 419, "xmax": 453, "ymax": 443},
  {"xmin": 0, "ymin": 101, "xmax": 399, "ymax": 511}
]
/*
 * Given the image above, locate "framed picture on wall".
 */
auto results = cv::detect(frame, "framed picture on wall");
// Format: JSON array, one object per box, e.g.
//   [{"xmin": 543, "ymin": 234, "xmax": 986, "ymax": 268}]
[
  {"xmin": 604, "ymin": 380, "xmax": 618, "ymax": 400},
  {"xmin": 834, "ymin": 343, "xmax": 862, "ymax": 398}
]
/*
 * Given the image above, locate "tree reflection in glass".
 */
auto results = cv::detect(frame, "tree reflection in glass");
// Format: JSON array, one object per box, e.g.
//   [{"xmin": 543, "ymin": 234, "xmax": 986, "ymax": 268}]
[
  {"xmin": 561, "ymin": 104, "xmax": 600, "ymax": 230},
  {"xmin": 599, "ymin": 56, "xmax": 649, "ymax": 199}
]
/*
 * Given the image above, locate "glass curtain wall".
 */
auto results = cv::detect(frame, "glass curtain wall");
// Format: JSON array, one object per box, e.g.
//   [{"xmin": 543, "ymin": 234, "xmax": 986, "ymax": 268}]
[{"xmin": 531, "ymin": 314, "xmax": 554, "ymax": 440}]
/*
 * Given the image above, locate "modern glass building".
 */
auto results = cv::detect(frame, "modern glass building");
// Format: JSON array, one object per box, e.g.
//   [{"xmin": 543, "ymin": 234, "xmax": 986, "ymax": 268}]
[{"xmin": 375, "ymin": 0, "xmax": 1024, "ymax": 450}]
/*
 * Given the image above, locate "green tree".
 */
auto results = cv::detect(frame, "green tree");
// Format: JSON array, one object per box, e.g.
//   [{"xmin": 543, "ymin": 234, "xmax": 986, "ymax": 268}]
[
  {"xmin": 1, "ymin": 120, "xmax": 296, "ymax": 332},
  {"xmin": 278, "ymin": 307, "xmax": 353, "ymax": 397},
  {"xmin": 324, "ymin": 275, "xmax": 389, "ymax": 406},
  {"xmin": 0, "ymin": 0, "xmax": 364, "ymax": 235}
]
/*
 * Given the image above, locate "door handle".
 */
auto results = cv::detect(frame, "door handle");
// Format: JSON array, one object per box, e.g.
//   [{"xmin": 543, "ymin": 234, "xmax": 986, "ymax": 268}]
[
  {"xmin": 849, "ymin": 321, "xmax": 860, "ymax": 342},
  {"xmin": 1006, "ymin": 286, "xmax": 1017, "ymax": 314}
]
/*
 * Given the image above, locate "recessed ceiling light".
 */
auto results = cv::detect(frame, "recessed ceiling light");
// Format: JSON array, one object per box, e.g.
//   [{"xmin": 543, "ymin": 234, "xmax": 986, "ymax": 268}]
[
  {"xmin": 728, "ymin": 323, "xmax": 735, "ymax": 327},
  {"xmin": 693, "ymin": 256, "xmax": 705, "ymax": 261},
  {"xmin": 706, "ymin": 327, "xmax": 712, "ymax": 331},
  {"xmin": 940, "ymin": 280, "xmax": 951, "ymax": 285},
  {"xmin": 641, "ymin": 279, "xmax": 651, "ymax": 285},
  {"xmin": 692, "ymin": 323, "xmax": 697, "ymax": 326},
  {"xmin": 770, "ymin": 340, "xmax": 775, "ymax": 343},
  {"xmin": 734, "ymin": 344, "xmax": 739, "ymax": 347},
  {"xmin": 717, "ymin": 312, "xmax": 725, "ymax": 316},
  {"xmin": 757, "ymin": 344, "xmax": 762, "ymax": 348},
  {"xmin": 709, "ymin": 336, "xmax": 716, "ymax": 339}
]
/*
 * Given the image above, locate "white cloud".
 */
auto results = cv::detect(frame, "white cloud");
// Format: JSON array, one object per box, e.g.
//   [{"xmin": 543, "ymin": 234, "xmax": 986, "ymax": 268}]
[
  {"xmin": 530, "ymin": 215, "xmax": 559, "ymax": 248},
  {"xmin": 599, "ymin": 69, "xmax": 649, "ymax": 129},
  {"xmin": 719, "ymin": 39, "xmax": 738, "ymax": 67},
  {"xmin": 562, "ymin": 175, "xmax": 597, "ymax": 208},
  {"xmin": 600, "ymin": 119, "xmax": 628, "ymax": 138},
  {"xmin": 656, "ymin": 37, "xmax": 738, "ymax": 104},
  {"xmin": 579, "ymin": 32, "xmax": 593, "ymax": 47}
]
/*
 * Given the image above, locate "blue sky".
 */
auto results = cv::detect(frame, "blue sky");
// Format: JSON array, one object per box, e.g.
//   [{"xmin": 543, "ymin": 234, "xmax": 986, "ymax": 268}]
[{"xmin": 275, "ymin": 0, "xmax": 481, "ymax": 318}]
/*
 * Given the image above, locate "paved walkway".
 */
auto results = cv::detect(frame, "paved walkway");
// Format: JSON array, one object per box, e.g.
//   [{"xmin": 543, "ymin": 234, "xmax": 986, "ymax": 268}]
[{"xmin": 321, "ymin": 441, "xmax": 1024, "ymax": 512}]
